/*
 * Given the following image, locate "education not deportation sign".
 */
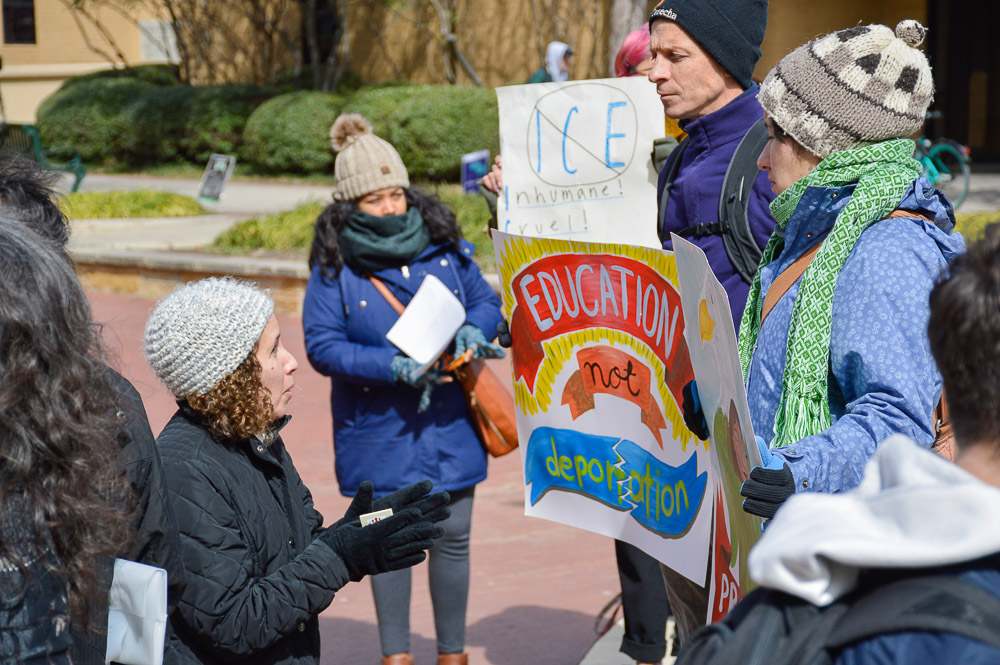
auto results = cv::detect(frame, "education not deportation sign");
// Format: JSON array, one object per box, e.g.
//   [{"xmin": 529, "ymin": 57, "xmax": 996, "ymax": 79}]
[
  {"xmin": 494, "ymin": 231, "xmax": 762, "ymax": 619},
  {"xmin": 495, "ymin": 77, "xmax": 663, "ymax": 248}
]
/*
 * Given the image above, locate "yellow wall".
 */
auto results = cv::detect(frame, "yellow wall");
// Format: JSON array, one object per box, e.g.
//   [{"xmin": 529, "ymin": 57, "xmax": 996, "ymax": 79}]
[
  {"xmin": 0, "ymin": 0, "xmax": 167, "ymax": 122},
  {"xmin": 0, "ymin": 0, "xmax": 933, "ymax": 124},
  {"xmin": 759, "ymin": 0, "xmax": 927, "ymax": 77}
]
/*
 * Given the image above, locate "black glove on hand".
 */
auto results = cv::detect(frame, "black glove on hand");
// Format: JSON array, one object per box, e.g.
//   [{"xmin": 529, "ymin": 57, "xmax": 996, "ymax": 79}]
[
  {"xmin": 371, "ymin": 480, "xmax": 452, "ymax": 525},
  {"xmin": 740, "ymin": 464, "xmax": 795, "ymax": 519},
  {"xmin": 496, "ymin": 320, "xmax": 511, "ymax": 348},
  {"xmin": 319, "ymin": 507, "xmax": 445, "ymax": 582},
  {"xmin": 331, "ymin": 481, "xmax": 375, "ymax": 530},
  {"xmin": 681, "ymin": 379, "xmax": 710, "ymax": 441}
]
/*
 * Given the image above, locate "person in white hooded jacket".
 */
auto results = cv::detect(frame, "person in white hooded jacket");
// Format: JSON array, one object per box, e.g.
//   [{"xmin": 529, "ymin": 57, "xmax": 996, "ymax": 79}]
[{"xmin": 740, "ymin": 224, "xmax": 1000, "ymax": 664}]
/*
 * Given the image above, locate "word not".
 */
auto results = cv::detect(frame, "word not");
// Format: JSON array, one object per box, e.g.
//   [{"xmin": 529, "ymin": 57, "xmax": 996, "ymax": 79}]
[
  {"xmin": 562, "ymin": 346, "xmax": 668, "ymax": 447},
  {"xmin": 525, "ymin": 427, "xmax": 706, "ymax": 536}
]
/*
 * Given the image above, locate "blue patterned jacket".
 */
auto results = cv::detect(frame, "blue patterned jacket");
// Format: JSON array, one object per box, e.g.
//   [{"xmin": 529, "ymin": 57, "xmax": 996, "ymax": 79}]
[{"xmin": 745, "ymin": 178, "xmax": 965, "ymax": 493}]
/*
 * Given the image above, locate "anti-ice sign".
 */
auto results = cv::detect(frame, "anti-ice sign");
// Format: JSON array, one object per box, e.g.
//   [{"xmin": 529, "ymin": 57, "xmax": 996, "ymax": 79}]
[{"xmin": 496, "ymin": 78, "xmax": 664, "ymax": 248}]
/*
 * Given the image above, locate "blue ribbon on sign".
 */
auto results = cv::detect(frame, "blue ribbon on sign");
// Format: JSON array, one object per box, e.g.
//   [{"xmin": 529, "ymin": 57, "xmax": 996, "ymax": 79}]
[{"xmin": 524, "ymin": 427, "xmax": 707, "ymax": 537}]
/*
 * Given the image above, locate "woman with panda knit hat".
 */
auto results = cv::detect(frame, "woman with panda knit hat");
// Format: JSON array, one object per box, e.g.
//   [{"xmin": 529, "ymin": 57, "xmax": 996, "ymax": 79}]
[
  {"xmin": 302, "ymin": 114, "xmax": 504, "ymax": 665},
  {"xmin": 728, "ymin": 21, "xmax": 966, "ymax": 520}
]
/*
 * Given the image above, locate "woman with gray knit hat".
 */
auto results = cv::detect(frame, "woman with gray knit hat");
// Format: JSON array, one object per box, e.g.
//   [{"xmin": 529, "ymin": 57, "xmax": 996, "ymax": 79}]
[
  {"xmin": 302, "ymin": 114, "xmax": 504, "ymax": 665},
  {"xmin": 706, "ymin": 21, "xmax": 965, "ymax": 521},
  {"xmin": 144, "ymin": 276, "xmax": 450, "ymax": 665}
]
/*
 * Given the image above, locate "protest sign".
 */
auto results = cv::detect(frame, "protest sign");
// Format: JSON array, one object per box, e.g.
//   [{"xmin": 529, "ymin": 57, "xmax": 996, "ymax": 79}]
[
  {"xmin": 495, "ymin": 78, "xmax": 663, "ymax": 248},
  {"xmin": 673, "ymin": 234, "xmax": 763, "ymax": 620},
  {"xmin": 494, "ymin": 231, "xmax": 762, "ymax": 618},
  {"xmin": 461, "ymin": 149, "xmax": 491, "ymax": 194}
]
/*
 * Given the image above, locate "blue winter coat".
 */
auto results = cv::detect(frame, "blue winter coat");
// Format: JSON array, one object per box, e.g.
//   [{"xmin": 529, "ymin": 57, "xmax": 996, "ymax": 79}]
[
  {"xmin": 303, "ymin": 240, "xmax": 503, "ymax": 498},
  {"xmin": 659, "ymin": 84, "xmax": 776, "ymax": 329},
  {"xmin": 835, "ymin": 568, "xmax": 1000, "ymax": 665},
  {"xmin": 746, "ymin": 179, "xmax": 965, "ymax": 494}
]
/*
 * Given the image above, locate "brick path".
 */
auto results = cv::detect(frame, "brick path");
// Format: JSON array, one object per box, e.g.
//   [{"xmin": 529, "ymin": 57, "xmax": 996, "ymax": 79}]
[{"xmin": 88, "ymin": 290, "xmax": 622, "ymax": 665}]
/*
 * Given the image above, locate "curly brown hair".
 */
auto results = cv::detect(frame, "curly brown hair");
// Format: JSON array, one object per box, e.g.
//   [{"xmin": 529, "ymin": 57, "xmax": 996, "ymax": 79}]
[
  {"xmin": 186, "ymin": 349, "xmax": 274, "ymax": 442},
  {"xmin": 0, "ymin": 221, "xmax": 134, "ymax": 630}
]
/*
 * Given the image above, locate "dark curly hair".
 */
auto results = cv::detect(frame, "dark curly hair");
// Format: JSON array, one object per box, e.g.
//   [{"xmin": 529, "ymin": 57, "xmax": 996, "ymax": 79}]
[
  {"xmin": 0, "ymin": 150, "xmax": 70, "ymax": 249},
  {"xmin": 0, "ymin": 220, "xmax": 133, "ymax": 629},
  {"xmin": 309, "ymin": 187, "xmax": 463, "ymax": 279},
  {"xmin": 185, "ymin": 350, "xmax": 274, "ymax": 442}
]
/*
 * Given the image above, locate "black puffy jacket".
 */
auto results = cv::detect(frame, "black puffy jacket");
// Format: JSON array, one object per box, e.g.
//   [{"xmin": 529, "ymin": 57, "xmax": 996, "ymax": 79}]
[{"xmin": 158, "ymin": 406, "xmax": 349, "ymax": 665}]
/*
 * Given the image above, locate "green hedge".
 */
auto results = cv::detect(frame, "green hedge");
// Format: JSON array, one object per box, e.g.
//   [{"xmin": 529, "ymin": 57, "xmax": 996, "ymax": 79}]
[
  {"xmin": 38, "ymin": 75, "xmax": 499, "ymax": 179},
  {"xmin": 242, "ymin": 91, "xmax": 347, "ymax": 173},
  {"xmin": 343, "ymin": 85, "xmax": 499, "ymax": 179},
  {"xmin": 38, "ymin": 72, "xmax": 274, "ymax": 167}
]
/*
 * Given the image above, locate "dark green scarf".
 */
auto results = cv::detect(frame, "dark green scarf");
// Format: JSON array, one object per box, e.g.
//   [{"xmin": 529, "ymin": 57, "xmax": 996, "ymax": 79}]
[{"xmin": 339, "ymin": 207, "xmax": 431, "ymax": 273}]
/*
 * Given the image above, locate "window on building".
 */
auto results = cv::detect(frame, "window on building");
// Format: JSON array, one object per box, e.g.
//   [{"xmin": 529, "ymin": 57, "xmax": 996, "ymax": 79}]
[{"xmin": 3, "ymin": 0, "xmax": 36, "ymax": 45}]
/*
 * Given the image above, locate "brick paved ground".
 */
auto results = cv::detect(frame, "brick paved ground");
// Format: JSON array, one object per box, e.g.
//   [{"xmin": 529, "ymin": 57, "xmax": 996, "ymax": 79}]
[{"xmin": 88, "ymin": 290, "xmax": 622, "ymax": 665}]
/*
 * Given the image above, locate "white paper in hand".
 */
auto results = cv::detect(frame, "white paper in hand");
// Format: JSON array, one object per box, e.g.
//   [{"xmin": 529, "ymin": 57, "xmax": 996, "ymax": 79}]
[
  {"xmin": 105, "ymin": 558, "xmax": 167, "ymax": 665},
  {"xmin": 386, "ymin": 274, "xmax": 466, "ymax": 373}
]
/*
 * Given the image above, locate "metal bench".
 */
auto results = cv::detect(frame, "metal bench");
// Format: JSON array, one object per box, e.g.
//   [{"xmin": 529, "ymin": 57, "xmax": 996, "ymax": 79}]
[{"xmin": 0, "ymin": 124, "xmax": 87, "ymax": 192}]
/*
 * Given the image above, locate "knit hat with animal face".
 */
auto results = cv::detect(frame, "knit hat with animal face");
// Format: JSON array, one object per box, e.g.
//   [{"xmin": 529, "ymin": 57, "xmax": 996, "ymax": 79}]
[
  {"xmin": 759, "ymin": 20, "xmax": 934, "ymax": 159},
  {"xmin": 329, "ymin": 113, "xmax": 410, "ymax": 202}
]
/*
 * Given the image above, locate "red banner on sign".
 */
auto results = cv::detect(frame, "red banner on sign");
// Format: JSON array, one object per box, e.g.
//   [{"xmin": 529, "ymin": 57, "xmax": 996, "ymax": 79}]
[
  {"xmin": 561, "ymin": 346, "xmax": 669, "ymax": 447},
  {"xmin": 510, "ymin": 253, "xmax": 693, "ymax": 408}
]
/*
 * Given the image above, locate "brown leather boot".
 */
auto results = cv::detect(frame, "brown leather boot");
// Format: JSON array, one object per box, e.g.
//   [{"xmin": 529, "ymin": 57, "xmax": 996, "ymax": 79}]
[
  {"xmin": 382, "ymin": 654, "xmax": 413, "ymax": 665},
  {"xmin": 437, "ymin": 654, "xmax": 468, "ymax": 665}
]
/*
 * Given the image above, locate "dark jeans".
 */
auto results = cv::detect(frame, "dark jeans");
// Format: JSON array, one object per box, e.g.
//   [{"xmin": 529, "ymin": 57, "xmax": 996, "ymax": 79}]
[
  {"xmin": 371, "ymin": 487, "xmax": 475, "ymax": 656},
  {"xmin": 616, "ymin": 540, "xmax": 671, "ymax": 663}
]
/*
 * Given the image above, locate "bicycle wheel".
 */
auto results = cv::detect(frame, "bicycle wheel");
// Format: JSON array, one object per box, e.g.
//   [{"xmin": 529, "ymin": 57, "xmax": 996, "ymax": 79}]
[{"xmin": 928, "ymin": 142, "xmax": 970, "ymax": 209}]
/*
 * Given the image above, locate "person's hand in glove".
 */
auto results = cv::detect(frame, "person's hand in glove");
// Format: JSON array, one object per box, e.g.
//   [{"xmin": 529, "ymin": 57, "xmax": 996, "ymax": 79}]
[
  {"xmin": 319, "ymin": 507, "xmax": 444, "ymax": 582},
  {"xmin": 371, "ymin": 479, "xmax": 451, "ymax": 524},
  {"xmin": 331, "ymin": 481, "xmax": 451, "ymax": 530},
  {"xmin": 391, "ymin": 355, "xmax": 443, "ymax": 413},
  {"xmin": 681, "ymin": 380, "xmax": 710, "ymax": 441},
  {"xmin": 740, "ymin": 437, "xmax": 795, "ymax": 520},
  {"xmin": 496, "ymin": 320, "xmax": 511, "ymax": 348},
  {"xmin": 453, "ymin": 324, "xmax": 504, "ymax": 359}
]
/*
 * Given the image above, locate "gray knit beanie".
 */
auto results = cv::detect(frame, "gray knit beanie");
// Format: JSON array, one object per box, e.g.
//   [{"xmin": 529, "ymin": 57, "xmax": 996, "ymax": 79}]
[
  {"xmin": 144, "ymin": 277, "xmax": 274, "ymax": 398},
  {"xmin": 330, "ymin": 114, "xmax": 410, "ymax": 202},
  {"xmin": 759, "ymin": 20, "xmax": 934, "ymax": 159}
]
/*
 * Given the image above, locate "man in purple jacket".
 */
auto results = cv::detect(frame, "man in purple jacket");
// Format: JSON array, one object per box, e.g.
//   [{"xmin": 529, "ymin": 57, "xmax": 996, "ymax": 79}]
[
  {"xmin": 649, "ymin": 0, "xmax": 774, "ymax": 328},
  {"xmin": 646, "ymin": 0, "xmax": 774, "ymax": 645}
]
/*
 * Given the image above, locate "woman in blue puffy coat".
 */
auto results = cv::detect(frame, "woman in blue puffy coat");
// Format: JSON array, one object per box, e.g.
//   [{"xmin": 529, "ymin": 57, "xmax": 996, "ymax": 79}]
[{"xmin": 303, "ymin": 114, "xmax": 504, "ymax": 665}]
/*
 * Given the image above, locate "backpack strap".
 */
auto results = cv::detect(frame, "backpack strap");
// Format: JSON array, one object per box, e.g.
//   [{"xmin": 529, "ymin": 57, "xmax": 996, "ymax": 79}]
[
  {"xmin": 826, "ymin": 573, "xmax": 1000, "ymax": 652},
  {"xmin": 718, "ymin": 117, "xmax": 769, "ymax": 285},
  {"xmin": 656, "ymin": 136, "xmax": 690, "ymax": 246},
  {"xmin": 669, "ymin": 118, "xmax": 768, "ymax": 285}
]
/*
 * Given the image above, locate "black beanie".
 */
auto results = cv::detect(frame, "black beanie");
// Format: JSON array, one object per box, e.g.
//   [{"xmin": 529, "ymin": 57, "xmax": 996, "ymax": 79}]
[{"xmin": 649, "ymin": 0, "xmax": 768, "ymax": 89}]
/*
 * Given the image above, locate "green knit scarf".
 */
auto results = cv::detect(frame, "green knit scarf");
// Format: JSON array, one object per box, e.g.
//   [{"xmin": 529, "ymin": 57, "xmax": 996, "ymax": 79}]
[{"xmin": 736, "ymin": 139, "xmax": 921, "ymax": 448}]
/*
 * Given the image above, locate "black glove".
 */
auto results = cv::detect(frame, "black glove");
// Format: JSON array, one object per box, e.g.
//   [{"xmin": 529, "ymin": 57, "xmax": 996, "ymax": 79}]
[
  {"xmin": 740, "ymin": 464, "xmax": 795, "ymax": 519},
  {"xmin": 331, "ymin": 481, "xmax": 375, "ymax": 530},
  {"xmin": 496, "ymin": 319, "xmax": 511, "ymax": 348},
  {"xmin": 681, "ymin": 379, "xmax": 710, "ymax": 441},
  {"xmin": 371, "ymin": 479, "xmax": 451, "ymax": 525},
  {"xmin": 319, "ymin": 507, "xmax": 445, "ymax": 582}
]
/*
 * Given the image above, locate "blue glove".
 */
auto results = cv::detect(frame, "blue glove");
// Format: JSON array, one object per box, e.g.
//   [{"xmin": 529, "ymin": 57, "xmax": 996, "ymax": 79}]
[
  {"xmin": 755, "ymin": 435, "xmax": 786, "ymax": 470},
  {"xmin": 453, "ymin": 324, "xmax": 505, "ymax": 359},
  {"xmin": 390, "ymin": 355, "xmax": 442, "ymax": 413},
  {"xmin": 681, "ymin": 380, "xmax": 710, "ymax": 441}
]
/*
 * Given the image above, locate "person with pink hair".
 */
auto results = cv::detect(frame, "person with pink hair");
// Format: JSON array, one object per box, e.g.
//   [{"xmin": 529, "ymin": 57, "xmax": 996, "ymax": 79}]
[{"xmin": 615, "ymin": 26, "xmax": 653, "ymax": 78}]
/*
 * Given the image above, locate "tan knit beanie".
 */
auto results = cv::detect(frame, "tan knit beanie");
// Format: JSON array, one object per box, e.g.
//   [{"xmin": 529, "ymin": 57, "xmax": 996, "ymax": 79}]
[
  {"xmin": 759, "ymin": 20, "xmax": 934, "ymax": 159},
  {"xmin": 329, "ymin": 114, "xmax": 410, "ymax": 202}
]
